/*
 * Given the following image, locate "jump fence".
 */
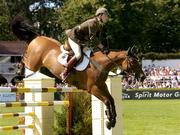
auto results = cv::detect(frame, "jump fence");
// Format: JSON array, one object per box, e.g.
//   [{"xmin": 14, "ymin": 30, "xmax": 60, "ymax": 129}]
[
  {"xmin": 0, "ymin": 72, "xmax": 123, "ymax": 135},
  {"xmin": 0, "ymin": 112, "xmax": 34, "ymax": 118},
  {"xmin": 0, "ymin": 101, "xmax": 69, "ymax": 107},
  {"xmin": 0, "ymin": 124, "xmax": 34, "ymax": 131},
  {"xmin": 0, "ymin": 86, "xmax": 83, "ymax": 93},
  {"xmin": 0, "ymin": 72, "xmax": 77, "ymax": 135}
]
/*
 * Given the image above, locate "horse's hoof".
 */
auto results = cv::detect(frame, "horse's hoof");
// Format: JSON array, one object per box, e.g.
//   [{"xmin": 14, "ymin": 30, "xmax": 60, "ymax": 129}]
[
  {"xmin": 111, "ymin": 119, "xmax": 116, "ymax": 128},
  {"xmin": 106, "ymin": 121, "xmax": 111, "ymax": 130}
]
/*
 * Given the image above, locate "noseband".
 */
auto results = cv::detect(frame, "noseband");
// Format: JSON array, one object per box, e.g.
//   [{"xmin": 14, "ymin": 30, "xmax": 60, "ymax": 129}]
[{"xmin": 124, "ymin": 55, "xmax": 138, "ymax": 74}]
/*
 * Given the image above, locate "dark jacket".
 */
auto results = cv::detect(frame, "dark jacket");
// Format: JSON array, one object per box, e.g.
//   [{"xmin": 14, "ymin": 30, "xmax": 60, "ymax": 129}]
[{"xmin": 68, "ymin": 17, "xmax": 103, "ymax": 47}]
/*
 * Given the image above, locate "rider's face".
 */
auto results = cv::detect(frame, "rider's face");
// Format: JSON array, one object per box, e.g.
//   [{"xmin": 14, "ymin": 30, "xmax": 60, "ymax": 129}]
[{"xmin": 101, "ymin": 13, "xmax": 109, "ymax": 24}]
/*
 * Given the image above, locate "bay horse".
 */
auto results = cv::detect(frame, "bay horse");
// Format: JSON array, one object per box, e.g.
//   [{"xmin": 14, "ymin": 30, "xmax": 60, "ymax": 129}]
[{"xmin": 12, "ymin": 16, "xmax": 145, "ymax": 129}]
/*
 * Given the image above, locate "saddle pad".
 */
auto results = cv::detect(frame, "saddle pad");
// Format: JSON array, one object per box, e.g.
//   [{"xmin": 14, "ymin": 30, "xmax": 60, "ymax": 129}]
[{"xmin": 57, "ymin": 46, "xmax": 91, "ymax": 71}]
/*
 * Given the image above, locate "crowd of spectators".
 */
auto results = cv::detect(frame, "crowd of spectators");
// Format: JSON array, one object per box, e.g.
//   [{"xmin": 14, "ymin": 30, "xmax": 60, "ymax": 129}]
[
  {"xmin": 122, "ymin": 65, "xmax": 180, "ymax": 89},
  {"xmin": 1, "ymin": 64, "xmax": 180, "ymax": 90}
]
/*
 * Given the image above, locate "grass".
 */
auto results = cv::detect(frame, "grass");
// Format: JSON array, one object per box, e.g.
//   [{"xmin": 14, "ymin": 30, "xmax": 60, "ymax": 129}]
[
  {"xmin": 123, "ymin": 100, "xmax": 180, "ymax": 135},
  {"xmin": 1, "ymin": 100, "xmax": 180, "ymax": 135}
]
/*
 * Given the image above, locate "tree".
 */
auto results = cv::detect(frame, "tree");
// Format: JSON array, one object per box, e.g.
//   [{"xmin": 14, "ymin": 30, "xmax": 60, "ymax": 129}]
[
  {"xmin": 29, "ymin": 0, "xmax": 63, "ymax": 39},
  {"xmin": 145, "ymin": 0, "xmax": 180, "ymax": 53},
  {"xmin": 57, "ymin": 0, "xmax": 98, "ymax": 42},
  {"xmin": 0, "ymin": 0, "xmax": 63, "ymax": 40},
  {"xmin": 1, "ymin": 0, "xmax": 179, "ymax": 52},
  {"xmin": 0, "ymin": 0, "xmax": 14, "ymax": 40}
]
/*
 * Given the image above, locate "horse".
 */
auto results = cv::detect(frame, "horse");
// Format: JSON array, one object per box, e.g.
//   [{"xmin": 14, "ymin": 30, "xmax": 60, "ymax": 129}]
[{"xmin": 11, "ymin": 16, "xmax": 145, "ymax": 129}]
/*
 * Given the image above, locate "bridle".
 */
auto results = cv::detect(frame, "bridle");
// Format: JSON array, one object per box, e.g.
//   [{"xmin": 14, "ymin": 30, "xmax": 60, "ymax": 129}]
[
  {"xmin": 85, "ymin": 47, "xmax": 139, "ymax": 76},
  {"xmin": 92, "ymin": 50, "xmax": 139, "ymax": 76},
  {"xmin": 123, "ymin": 54, "xmax": 139, "ymax": 75},
  {"xmin": 125, "ymin": 56, "xmax": 133, "ymax": 74},
  {"xmin": 102, "ymin": 53, "xmax": 137, "ymax": 76}
]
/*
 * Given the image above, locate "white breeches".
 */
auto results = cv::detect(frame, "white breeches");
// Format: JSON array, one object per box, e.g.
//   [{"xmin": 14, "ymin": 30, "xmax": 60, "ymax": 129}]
[{"xmin": 68, "ymin": 38, "xmax": 82, "ymax": 60}]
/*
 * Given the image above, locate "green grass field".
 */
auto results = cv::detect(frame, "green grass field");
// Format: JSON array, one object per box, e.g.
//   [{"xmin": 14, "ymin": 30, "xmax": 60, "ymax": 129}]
[
  {"xmin": 1, "ymin": 100, "xmax": 180, "ymax": 135},
  {"xmin": 124, "ymin": 100, "xmax": 180, "ymax": 135}
]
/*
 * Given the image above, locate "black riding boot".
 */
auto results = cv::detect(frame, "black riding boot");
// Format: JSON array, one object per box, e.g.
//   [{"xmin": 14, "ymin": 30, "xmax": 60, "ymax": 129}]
[{"xmin": 60, "ymin": 56, "xmax": 77, "ymax": 81}]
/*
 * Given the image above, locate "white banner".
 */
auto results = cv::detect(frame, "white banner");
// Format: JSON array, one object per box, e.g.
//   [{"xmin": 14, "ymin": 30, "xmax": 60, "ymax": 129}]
[{"xmin": 0, "ymin": 93, "xmax": 16, "ymax": 102}]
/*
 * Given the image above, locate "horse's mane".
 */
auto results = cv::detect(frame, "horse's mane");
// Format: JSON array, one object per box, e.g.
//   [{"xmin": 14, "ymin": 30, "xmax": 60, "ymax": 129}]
[{"xmin": 11, "ymin": 15, "xmax": 38, "ymax": 43}]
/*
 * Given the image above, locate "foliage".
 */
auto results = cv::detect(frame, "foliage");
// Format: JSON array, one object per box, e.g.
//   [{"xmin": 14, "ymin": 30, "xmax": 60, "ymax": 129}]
[
  {"xmin": 0, "ymin": 0, "xmax": 63, "ymax": 40},
  {"xmin": 0, "ymin": 0, "xmax": 179, "ymax": 52},
  {"xmin": 54, "ymin": 98, "xmax": 67, "ymax": 135},
  {"xmin": 0, "ymin": 1, "xmax": 14, "ymax": 40},
  {"xmin": 139, "ymin": 52, "xmax": 180, "ymax": 60},
  {"xmin": 57, "ymin": 0, "xmax": 98, "ymax": 41},
  {"xmin": 54, "ymin": 92, "xmax": 92, "ymax": 135},
  {"xmin": 56, "ymin": 0, "xmax": 180, "ymax": 52},
  {"xmin": 109, "ymin": 0, "xmax": 180, "ymax": 52},
  {"xmin": 0, "ymin": 16, "xmax": 12, "ymax": 40},
  {"xmin": 143, "ymin": 0, "xmax": 180, "ymax": 53},
  {"xmin": 72, "ymin": 93, "xmax": 92, "ymax": 135},
  {"xmin": 30, "ymin": 0, "xmax": 63, "ymax": 39}
]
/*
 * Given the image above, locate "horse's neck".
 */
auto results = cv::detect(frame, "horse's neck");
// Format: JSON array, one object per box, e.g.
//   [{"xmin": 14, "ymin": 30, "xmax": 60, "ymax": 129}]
[
  {"xmin": 93, "ymin": 51, "xmax": 127, "ymax": 71},
  {"xmin": 105, "ymin": 51, "xmax": 126, "ymax": 69}
]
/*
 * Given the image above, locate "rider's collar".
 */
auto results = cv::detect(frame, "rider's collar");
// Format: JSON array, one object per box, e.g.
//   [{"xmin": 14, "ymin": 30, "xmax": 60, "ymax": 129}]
[{"xmin": 97, "ymin": 17, "xmax": 104, "ymax": 25}]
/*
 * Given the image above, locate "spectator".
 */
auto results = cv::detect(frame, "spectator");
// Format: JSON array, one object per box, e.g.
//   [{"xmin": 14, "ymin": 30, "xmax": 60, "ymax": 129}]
[{"xmin": 122, "ymin": 65, "xmax": 180, "ymax": 89}]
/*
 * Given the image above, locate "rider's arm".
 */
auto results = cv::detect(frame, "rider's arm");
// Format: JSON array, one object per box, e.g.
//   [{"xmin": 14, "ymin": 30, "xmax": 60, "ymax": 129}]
[{"xmin": 74, "ymin": 18, "xmax": 97, "ymax": 38}]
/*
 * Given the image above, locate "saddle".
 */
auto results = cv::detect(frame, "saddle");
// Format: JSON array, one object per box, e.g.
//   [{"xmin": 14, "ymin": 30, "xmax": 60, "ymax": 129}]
[{"xmin": 57, "ymin": 43, "xmax": 91, "ymax": 71}]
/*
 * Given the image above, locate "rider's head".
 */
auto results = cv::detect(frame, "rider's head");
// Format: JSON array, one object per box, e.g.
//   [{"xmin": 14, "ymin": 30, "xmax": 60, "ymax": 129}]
[{"xmin": 96, "ymin": 7, "xmax": 109, "ymax": 24}]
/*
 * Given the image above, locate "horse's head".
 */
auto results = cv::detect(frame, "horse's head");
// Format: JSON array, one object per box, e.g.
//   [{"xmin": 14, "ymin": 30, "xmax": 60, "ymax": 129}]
[{"xmin": 121, "ymin": 47, "xmax": 146, "ymax": 82}]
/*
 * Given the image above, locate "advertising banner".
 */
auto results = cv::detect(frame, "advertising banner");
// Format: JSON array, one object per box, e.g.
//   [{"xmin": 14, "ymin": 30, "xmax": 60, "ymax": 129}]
[
  {"xmin": 123, "ymin": 90, "xmax": 180, "ymax": 100},
  {"xmin": 0, "ymin": 93, "xmax": 16, "ymax": 102}
]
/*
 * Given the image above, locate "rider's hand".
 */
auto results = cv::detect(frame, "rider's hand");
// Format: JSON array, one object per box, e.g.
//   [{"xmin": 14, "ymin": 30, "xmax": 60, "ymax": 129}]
[
  {"xmin": 97, "ymin": 44, "xmax": 104, "ymax": 50},
  {"xmin": 103, "ymin": 50, "xmax": 110, "ymax": 54}
]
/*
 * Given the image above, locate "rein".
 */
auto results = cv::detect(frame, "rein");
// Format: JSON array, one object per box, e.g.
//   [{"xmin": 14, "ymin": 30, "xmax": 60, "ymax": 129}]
[
  {"xmin": 124, "ymin": 56, "xmax": 131, "ymax": 74},
  {"xmin": 89, "ymin": 47, "xmax": 124, "ymax": 76},
  {"xmin": 124, "ymin": 55, "xmax": 138, "ymax": 75}
]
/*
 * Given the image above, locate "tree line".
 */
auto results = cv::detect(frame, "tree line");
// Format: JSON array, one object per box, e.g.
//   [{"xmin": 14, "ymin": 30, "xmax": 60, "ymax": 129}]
[{"xmin": 0, "ymin": 0, "xmax": 179, "ymax": 53}]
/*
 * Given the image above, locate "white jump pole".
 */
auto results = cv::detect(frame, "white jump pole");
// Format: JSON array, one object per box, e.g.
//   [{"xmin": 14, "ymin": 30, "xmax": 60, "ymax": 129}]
[
  {"xmin": 24, "ymin": 72, "xmax": 55, "ymax": 135},
  {"xmin": 92, "ymin": 76, "xmax": 123, "ymax": 135}
]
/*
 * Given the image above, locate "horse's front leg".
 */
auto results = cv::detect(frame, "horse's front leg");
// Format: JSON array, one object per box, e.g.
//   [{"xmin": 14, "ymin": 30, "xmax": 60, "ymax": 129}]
[
  {"xmin": 104, "ymin": 96, "xmax": 117, "ymax": 129},
  {"xmin": 90, "ymin": 84, "xmax": 117, "ymax": 129}
]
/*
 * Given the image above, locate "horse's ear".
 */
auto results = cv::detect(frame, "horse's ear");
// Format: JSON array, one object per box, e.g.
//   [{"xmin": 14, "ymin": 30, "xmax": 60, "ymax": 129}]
[
  {"xmin": 127, "ymin": 47, "xmax": 132, "ymax": 56},
  {"xmin": 130, "ymin": 46, "xmax": 137, "ymax": 55},
  {"xmin": 127, "ymin": 46, "xmax": 137, "ymax": 56},
  {"xmin": 127, "ymin": 47, "xmax": 131, "ymax": 54}
]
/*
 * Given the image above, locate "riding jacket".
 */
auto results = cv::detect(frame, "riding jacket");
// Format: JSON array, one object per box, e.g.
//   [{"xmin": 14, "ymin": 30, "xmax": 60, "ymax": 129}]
[{"xmin": 67, "ymin": 17, "xmax": 103, "ymax": 48}]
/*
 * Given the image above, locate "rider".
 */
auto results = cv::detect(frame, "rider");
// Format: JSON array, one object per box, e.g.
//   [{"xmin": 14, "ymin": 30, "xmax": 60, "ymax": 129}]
[{"xmin": 61, "ymin": 7, "xmax": 109, "ymax": 81}]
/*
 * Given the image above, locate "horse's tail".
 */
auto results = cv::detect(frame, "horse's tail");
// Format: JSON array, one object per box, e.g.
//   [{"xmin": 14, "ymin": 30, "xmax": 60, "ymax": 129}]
[{"xmin": 11, "ymin": 15, "xmax": 38, "ymax": 43}]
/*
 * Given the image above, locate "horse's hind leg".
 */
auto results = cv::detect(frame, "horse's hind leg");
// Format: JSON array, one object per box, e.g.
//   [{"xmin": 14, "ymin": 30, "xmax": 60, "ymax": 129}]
[{"xmin": 90, "ymin": 84, "xmax": 117, "ymax": 129}]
